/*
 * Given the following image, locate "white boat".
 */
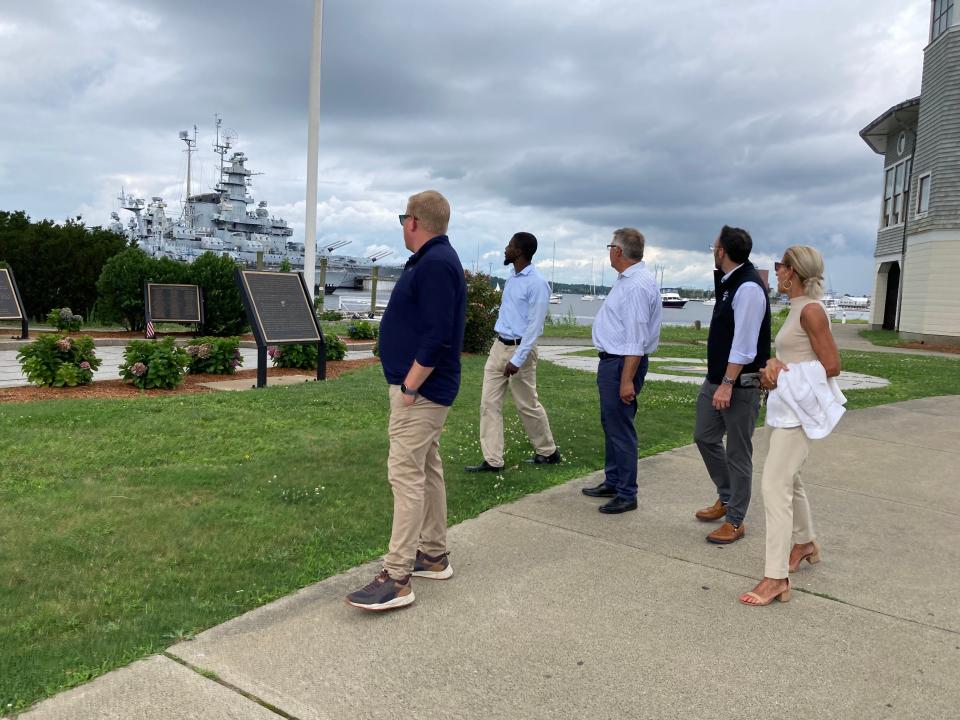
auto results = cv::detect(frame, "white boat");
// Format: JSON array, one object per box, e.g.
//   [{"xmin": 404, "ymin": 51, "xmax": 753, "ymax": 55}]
[
  {"xmin": 702, "ymin": 298, "xmax": 716, "ymax": 306},
  {"xmin": 549, "ymin": 294, "xmax": 562, "ymax": 304},
  {"xmin": 660, "ymin": 291, "xmax": 688, "ymax": 309},
  {"xmin": 580, "ymin": 295, "xmax": 594, "ymax": 301}
]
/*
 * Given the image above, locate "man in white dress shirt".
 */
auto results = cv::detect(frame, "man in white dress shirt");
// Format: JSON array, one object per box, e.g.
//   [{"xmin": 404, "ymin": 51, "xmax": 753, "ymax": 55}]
[
  {"xmin": 581, "ymin": 228, "xmax": 662, "ymax": 513},
  {"xmin": 466, "ymin": 232, "xmax": 560, "ymax": 473},
  {"xmin": 693, "ymin": 225, "xmax": 771, "ymax": 544}
]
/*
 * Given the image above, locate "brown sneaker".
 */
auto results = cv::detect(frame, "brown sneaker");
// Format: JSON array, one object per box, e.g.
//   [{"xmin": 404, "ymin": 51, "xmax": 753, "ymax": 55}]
[
  {"xmin": 412, "ymin": 550, "xmax": 453, "ymax": 579},
  {"xmin": 707, "ymin": 521, "xmax": 745, "ymax": 544},
  {"xmin": 695, "ymin": 499, "xmax": 727, "ymax": 522},
  {"xmin": 345, "ymin": 569, "xmax": 415, "ymax": 611}
]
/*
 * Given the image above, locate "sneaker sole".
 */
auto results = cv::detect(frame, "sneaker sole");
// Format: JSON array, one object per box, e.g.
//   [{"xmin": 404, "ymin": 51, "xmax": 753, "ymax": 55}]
[
  {"xmin": 345, "ymin": 593, "xmax": 416, "ymax": 611},
  {"xmin": 412, "ymin": 565, "xmax": 453, "ymax": 580}
]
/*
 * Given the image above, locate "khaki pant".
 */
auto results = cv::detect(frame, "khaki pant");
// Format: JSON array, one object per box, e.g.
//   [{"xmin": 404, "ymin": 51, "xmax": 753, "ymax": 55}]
[
  {"xmin": 383, "ymin": 384, "xmax": 451, "ymax": 580},
  {"xmin": 480, "ymin": 341, "xmax": 556, "ymax": 467},
  {"xmin": 761, "ymin": 426, "xmax": 816, "ymax": 579}
]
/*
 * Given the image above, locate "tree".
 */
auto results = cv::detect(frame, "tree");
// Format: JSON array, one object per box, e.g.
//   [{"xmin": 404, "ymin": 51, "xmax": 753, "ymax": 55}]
[{"xmin": 0, "ymin": 211, "xmax": 128, "ymax": 319}]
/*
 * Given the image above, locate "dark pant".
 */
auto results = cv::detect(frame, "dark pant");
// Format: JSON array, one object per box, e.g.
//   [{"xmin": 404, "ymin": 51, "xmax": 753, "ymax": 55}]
[
  {"xmin": 597, "ymin": 355, "xmax": 649, "ymax": 501},
  {"xmin": 693, "ymin": 380, "xmax": 761, "ymax": 527}
]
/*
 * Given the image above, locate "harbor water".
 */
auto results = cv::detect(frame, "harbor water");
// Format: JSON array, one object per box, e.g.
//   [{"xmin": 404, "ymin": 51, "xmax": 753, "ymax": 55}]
[{"xmin": 325, "ymin": 291, "xmax": 871, "ymax": 325}]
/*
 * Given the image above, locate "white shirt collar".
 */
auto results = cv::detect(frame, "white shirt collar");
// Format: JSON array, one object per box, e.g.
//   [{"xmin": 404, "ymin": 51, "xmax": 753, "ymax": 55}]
[{"xmin": 721, "ymin": 263, "xmax": 745, "ymax": 283}]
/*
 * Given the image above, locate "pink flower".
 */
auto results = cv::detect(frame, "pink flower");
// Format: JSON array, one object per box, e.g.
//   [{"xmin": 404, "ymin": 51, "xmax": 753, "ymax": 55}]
[
  {"xmin": 230, "ymin": 359, "xmax": 239, "ymax": 367},
  {"xmin": 197, "ymin": 344, "xmax": 212, "ymax": 359},
  {"xmin": 130, "ymin": 362, "xmax": 147, "ymax": 377},
  {"xmin": 56, "ymin": 337, "xmax": 72, "ymax": 352},
  {"xmin": 267, "ymin": 346, "xmax": 279, "ymax": 359},
  {"xmin": 186, "ymin": 345, "xmax": 199, "ymax": 356},
  {"xmin": 79, "ymin": 361, "xmax": 91, "ymax": 370}
]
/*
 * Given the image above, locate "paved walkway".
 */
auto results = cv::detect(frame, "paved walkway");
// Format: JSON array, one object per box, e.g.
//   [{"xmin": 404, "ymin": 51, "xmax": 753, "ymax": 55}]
[{"xmin": 18, "ymin": 395, "xmax": 960, "ymax": 719}]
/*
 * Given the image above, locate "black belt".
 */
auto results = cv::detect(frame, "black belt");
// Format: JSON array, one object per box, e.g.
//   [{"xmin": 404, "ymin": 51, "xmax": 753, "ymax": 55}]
[
  {"xmin": 498, "ymin": 336, "xmax": 522, "ymax": 346},
  {"xmin": 598, "ymin": 352, "xmax": 646, "ymax": 360}
]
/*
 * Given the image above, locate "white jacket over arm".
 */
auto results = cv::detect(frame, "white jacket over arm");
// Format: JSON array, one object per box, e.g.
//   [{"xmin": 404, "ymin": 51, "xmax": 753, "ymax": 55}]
[{"xmin": 765, "ymin": 360, "xmax": 846, "ymax": 439}]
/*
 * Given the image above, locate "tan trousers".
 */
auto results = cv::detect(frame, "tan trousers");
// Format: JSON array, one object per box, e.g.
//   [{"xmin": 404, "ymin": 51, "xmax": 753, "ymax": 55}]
[
  {"xmin": 761, "ymin": 427, "xmax": 816, "ymax": 579},
  {"xmin": 480, "ymin": 341, "xmax": 556, "ymax": 467},
  {"xmin": 383, "ymin": 384, "xmax": 451, "ymax": 580}
]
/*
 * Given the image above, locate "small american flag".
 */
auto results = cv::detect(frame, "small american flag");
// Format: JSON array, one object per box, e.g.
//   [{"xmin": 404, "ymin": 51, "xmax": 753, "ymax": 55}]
[{"xmin": 146, "ymin": 321, "xmax": 155, "ymax": 338}]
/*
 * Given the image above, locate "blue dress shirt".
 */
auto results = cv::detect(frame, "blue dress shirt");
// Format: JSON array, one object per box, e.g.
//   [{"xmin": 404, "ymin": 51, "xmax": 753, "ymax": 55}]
[
  {"xmin": 592, "ymin": 261, "xmax": 662, "ymax": 356},
  {"xmin": 494, "ymin": 264, "xmax": 551, "ymax": 367}
]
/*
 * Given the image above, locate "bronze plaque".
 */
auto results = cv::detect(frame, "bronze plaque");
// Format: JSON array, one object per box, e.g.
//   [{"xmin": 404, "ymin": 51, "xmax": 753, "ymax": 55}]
[
  {"xmin": 146, "ymin": 283, "xmax": 202, "ymax": 323},
  {"xmin": 238, "ymin": 271, "xmax": 321, "ymax": 344},
  {"xmin": 0, "ymin": 269, "xmax": 24, "ymax": 320}
]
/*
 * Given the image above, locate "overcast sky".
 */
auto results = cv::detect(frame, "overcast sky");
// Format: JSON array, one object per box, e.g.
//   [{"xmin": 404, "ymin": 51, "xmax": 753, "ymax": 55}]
[{"xmin": 0, "ymin": 1, "xmax": 932, "ymax": 293}]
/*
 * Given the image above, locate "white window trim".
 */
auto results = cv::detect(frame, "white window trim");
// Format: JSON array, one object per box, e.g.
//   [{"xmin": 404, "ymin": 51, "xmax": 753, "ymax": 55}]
[
  {"xmin": 879, "ymin": 155, "xmax": 913, "ymax": 230},
  {"xmin": 915, "ymin": 171, "xmax": 932, "ymax": 219}
]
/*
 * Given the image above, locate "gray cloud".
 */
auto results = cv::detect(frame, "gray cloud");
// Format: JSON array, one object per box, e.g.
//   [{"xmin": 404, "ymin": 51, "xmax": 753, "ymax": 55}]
[{"xmin": 0, "ymin": 0, "xmax": 932, "ymax": 292}]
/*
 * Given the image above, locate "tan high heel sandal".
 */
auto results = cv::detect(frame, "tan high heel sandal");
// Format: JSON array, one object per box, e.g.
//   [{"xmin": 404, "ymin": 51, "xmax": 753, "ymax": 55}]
[
  {"xmin": 789, "ymin": 541, "xmax": 821, "ymax": 573},
  {"xmin": 739, "ymin": 581, "xmax": 791, "ymax": 606}
]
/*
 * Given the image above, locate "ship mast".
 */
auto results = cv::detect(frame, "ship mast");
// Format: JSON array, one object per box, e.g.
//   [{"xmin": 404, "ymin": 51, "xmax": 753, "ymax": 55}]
[{"xmin": 179, "ymin": 125, "xmax": 197, "ymax": 229}]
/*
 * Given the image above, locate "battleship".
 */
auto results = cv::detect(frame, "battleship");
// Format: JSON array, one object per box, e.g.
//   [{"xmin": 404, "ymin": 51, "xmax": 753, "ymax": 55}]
[{"xmin": 109, "ymin": 119, "xmax": 399, "ymax": 293}]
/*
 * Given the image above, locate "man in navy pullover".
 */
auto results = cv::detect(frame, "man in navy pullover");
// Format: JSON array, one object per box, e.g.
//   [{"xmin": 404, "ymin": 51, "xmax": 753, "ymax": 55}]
[{"xmin": 347, "ymin": 190, "xmax": 466, "ymax": 611}]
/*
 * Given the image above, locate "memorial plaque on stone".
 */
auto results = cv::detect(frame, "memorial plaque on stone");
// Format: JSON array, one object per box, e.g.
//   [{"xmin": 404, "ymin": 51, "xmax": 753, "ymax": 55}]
[
  {"xmin": 146, "ymin": 284, "xmax": 203, "ymax": 323},
  {"xmin": 0, "ymin": 269, "xmax": 23, "ymax": 320}
]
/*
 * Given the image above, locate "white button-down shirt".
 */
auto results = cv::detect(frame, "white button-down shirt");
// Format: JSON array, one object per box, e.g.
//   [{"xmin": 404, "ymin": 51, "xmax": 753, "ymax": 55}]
[
  {"xmin": 494, "ymin": 264, "xmax": 551, "ymax": 367},
  {"xmin": 721, "ymin": 264, "xmax": 767, "ymax": 365},
  {"xmin": 592, "ymin": 261, "xmax": 662, "ymax": 356}
]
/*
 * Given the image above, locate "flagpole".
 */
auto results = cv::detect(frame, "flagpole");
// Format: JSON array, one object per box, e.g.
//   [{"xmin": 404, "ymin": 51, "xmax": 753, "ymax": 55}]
[{"xmin": 303, "ymin": 0, "xmax": 324, "ymax": 300}]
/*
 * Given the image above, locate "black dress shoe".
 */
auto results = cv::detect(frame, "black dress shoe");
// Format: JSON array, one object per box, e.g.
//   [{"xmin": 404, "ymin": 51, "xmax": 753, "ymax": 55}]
[
  {"xmin": 599, "ymin": 497, "xmax": 638, "ymax": 514},
  {"xmin": 581, "ymin": 482, "xmax": 617, "ymax": 498},
  {"xmin": 465, "ymin": 460, "xmax": 503, "ymax": 473},
  {"xmin": 524, "ymin": 449, "xmax": 562, "ymax": 465}
]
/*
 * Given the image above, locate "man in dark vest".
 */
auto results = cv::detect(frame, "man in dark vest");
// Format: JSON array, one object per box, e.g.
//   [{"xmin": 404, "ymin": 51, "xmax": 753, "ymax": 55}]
[{"xmin": 693, "ymin": 225, "xmax": 771, "ymax": 544}]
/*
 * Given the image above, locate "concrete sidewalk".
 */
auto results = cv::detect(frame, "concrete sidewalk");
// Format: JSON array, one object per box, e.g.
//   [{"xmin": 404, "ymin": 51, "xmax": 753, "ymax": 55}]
[{"xmin": 18, "ymin": 396, "xmax": 960, "ymax": 719}]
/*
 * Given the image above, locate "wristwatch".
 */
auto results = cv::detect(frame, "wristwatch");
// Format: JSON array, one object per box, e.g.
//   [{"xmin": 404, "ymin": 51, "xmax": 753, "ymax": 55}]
[
  {"xmin": 400, "ymin": 383, "xmax": 418, "ymax": 397},
  {"xmin": 721, "ymin": 376, "xmax": 736, "ymax": 386}
]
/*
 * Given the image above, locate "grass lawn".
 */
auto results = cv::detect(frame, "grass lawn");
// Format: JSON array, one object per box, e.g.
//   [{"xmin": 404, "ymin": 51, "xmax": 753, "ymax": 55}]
[
  {"xmin": 858, "ymin": 328, "xmax": 910, "ymax": 348},
  {"xmin": 2, "ymin": 348, "xmax": 959, "ymax": 713}
]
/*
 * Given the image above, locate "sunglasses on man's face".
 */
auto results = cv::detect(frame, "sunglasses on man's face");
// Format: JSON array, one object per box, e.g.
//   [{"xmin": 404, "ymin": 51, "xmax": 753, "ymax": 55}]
[{"xmin": 399, "ymin": 214, "xmax": 415, "ymax": 225}]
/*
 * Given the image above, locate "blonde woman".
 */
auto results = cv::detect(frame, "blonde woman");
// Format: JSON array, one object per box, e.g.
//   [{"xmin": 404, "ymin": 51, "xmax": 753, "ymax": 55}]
[{"xmin": 739, "ymin": 246, "xmax": 844, "ymax": 606}]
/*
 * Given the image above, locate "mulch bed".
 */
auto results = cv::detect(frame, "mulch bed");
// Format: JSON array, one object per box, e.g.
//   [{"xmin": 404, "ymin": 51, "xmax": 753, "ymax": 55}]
[{"xmin": 0, "ymin": 358, "xmax": 381, "ymax": 404}]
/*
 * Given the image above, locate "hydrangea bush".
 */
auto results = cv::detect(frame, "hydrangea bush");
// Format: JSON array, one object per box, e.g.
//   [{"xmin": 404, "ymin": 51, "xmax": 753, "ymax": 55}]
[
  {"xmin": 46, "ymin": 307, "xmax": 84, "ymax": 333},
  {"xmin": 119, "ymin": 337, "xmax": 190, "ymax": 389},
  {"xmin": 185, "ymin": 336, "xmax": 243, "ymax": 375},
  {"xmin": 347, "ymin": 320, "xmax": 379, "ymax": 340},
  {"xmin": 17, "ymin": 334, "xmax": 101, "ymax": 387},
  {"xmin": 268, "ymin": 337, "xmax": 346, "ymax": 368}
]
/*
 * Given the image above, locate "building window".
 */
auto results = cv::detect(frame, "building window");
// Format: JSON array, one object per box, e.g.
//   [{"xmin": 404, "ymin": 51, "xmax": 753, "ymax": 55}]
[
  {"xmin": 933, "ymin": 0, "xmax": 955, "ymax": 41},
  {"xmin": 881, "ymin": 158, "xmax": 911, "ymax": 228},
  {"xmin": 916, "ymin": 173, "xmax": 932, "ymax": 216}
]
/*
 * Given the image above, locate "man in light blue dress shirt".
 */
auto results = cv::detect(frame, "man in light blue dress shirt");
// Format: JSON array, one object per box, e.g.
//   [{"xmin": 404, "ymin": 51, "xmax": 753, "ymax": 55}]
[
  {"xmin": 466, "ymin": 232, "xmax": 560, "ymax": 473},
  {"xmin": 582, "ymin": 228, "xmax": 662, "ymax": 513}
]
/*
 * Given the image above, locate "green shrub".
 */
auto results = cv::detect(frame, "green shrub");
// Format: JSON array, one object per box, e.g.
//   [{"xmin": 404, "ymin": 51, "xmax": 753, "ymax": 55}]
[
  {"xmin": 317, "ymin": 309, "xmax": 343, "ymax": 321},
  {"xmin": 119, "ymin": 337, "xmax": 189, "ymax": 389},
  {"xmin": 269, "ymin": 337, "xmax": 346, "ymax": 368},
  {"xmin": 17, "ymin": 334, "xmax": 101, "ymax": 387},
  {"xmin": 95, "ymin": 248, "xmax": 154, "ymax": 330},
  {"xmin": 46, "ymin": 307, "xmax": 84, "ymax": 332},
  {"xmin": 347, "ymin": 319, "xmax": 378, "ymax": 340},
  {"xmin": 96, "ymin": 249, "xmax": 247, "ymax": 335},
  {"xmin": 326, "ymin": 335, "xmax": 347, "ymax": 361},
  {"xmin": 185, "ymin": 337, "xmax": 243, "ymax": 375},
  {"xmin": 189, "ymin": 252, "xmax": 248, "ymax": 336},
  {"xmin": 463, "ymin": 270, "xmax": 500, "ymax": 354}
]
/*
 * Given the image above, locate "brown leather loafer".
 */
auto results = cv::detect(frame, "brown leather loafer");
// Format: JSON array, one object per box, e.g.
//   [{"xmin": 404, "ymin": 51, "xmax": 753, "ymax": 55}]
[
  {"xmin": 695, "ymin": 499, "xmax": 727, "ymax": 522},
  {"xmin": 707, "ymin": 521, "xmax": 745, "ymax": 544}
]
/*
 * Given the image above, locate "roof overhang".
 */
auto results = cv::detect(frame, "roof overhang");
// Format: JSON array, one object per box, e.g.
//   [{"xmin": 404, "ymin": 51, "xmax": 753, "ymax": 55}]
[{"xmin": 859, "ymin": 97, "xmax": 921, "ymax": 155}]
